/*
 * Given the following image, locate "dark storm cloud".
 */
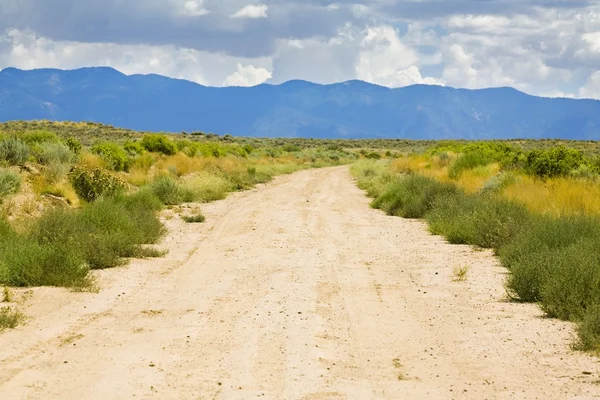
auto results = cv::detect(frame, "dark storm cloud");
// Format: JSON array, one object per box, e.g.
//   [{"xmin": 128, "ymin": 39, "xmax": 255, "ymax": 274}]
[
  {"xmin": 374, "ymin": 0, "xmax": 596, "ymax": 19},
  {"xmin": 0, "ymin": 0, "xmax": 358, "ymax": 57},
  {"xmin": 0, "ymin": 0, "xmax": 596, "ymax": 57}
]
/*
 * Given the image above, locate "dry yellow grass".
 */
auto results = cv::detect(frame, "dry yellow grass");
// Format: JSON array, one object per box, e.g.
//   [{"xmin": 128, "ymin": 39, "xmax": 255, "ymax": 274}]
[
  {"xmin": 501, "ymin": 175, "xmax": 600, "ymax": 216},
  {"xmin": 78, "ymin": 152, "xmax": 105, "ymax": 170},
  {"xmin": 454, "ymin": 164, "xmax": 500, "ymax": 193},
  {"xmin": 154, "ymin": 153, "xmax": 204, "ymax": 177}
]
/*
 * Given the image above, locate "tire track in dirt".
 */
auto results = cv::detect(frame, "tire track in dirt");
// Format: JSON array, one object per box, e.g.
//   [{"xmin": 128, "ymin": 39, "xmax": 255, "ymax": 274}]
[{"xmin": 1, "ymin": 166, "xmax": 599, "ymax": 399}]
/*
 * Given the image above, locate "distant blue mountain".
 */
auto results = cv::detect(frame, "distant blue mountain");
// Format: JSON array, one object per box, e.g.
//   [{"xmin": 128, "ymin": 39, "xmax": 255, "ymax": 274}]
[{"xmin": 1, "ymin": 66, "xmax": 599, "ymax": 140}]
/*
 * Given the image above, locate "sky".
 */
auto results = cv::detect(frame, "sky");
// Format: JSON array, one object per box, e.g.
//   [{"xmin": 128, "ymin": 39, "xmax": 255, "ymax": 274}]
[{"xmin": 1, "ymin": 0, "xmax": 600, "ymax": 98}]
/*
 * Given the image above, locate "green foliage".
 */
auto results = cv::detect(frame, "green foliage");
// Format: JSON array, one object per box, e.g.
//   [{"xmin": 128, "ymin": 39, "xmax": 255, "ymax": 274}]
[
  {"xmin": 365, "ymin": 152, "xmax": 382, "ymax": 160},
  {"xmin": 123, "ymin": 140, "xmax": 145, "ymax": 156},
  {"xmin": 20, "ymin": 130, "xmax": 60, "ymax": 145},
  {"xmin": 575, "ymin": 306, "xmax": 600, "ymax": 351},
  {"xmin": 0, "ymin": 138, "xmax": 30, "ymax": 166},
  {"xmin": 65, "ymin": 137, "xmax": 82, "ymax": 155},
  {"xmin": 0, "ymin": 307, "xmax": 25, "ymax": 331},
  {"xmin": 500, "ymin": 215, "xmax": 600, "ymax": 302},
  {"xmin": 480, "ymin": 172, "xmax": 517, "ymax": 194},
  {"xmin": 5, "ymin": 238, "xmax": 88, "ymax": 287},
  {"xmin": 91, "ymin": 142, "xmax": 131, "ymax": 171},
  {"xmin": 448, "ymin": 151, "xmax": 494, "ymax": 179},
  {"xmin": 525, "ymin": 146, "xmax": 591, "ymax": 178},
  {"xmin": 0, "ymin": 169, "xmax": 21, "ymax": 199},
  {"xmin": 182, "ymin": 213, "xmax": 205, "ymax": 223},
  {"xmin": 35, "ymin": 142, "xmax": 75, "ymax": 165},
  {"xmin": 149, "ymin": 176, "xmax": 195, "ymax": 205},
  {"xmin": 31, "ymin": 192, "xmax": 165, "ymax": 271},
  {"xmin": 69, "ymin": 166, "xmax": 127, "ymax": 202},
  {"xmin": 426, "ymin": 192, "xmax": 530, "ymax": 250},
  {"xmin": 372, "ymin": 174, "xmax": 460, "ymax": 218},
  {"xmin": 141, "ymin": 134, "xmax": 177, "ymax": 155}
]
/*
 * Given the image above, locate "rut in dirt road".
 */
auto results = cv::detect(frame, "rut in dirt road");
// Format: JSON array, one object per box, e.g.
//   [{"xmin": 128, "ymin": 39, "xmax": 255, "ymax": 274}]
[{"xmin": 1, "ymin": 166, "xmax": 599, "ymax": 400}]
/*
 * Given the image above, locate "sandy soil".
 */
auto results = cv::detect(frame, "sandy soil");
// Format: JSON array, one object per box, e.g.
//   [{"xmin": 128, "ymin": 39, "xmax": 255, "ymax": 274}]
[{"xmin": 1, "ymin": 166, "xmax": 599, "ymax": 400}]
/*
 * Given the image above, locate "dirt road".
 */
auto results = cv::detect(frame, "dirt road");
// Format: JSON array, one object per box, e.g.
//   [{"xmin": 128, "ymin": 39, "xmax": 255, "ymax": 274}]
[{"xmin": 1, "ymin": 166, "xmax": 599, "ymax": 399}]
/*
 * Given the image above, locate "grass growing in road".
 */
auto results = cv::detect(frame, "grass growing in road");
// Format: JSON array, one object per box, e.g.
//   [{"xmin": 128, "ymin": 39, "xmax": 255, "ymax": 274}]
[
  {"xmin": 452, "ymin": 266, "xmax": 470, "ymax": 282},
  {"xmin": 182, "ymin": 213, "xmax": 206, "ymax": 223},
  {"xmin": 0, "ymin": 307, "xmax": 25, "ymax": 331}
]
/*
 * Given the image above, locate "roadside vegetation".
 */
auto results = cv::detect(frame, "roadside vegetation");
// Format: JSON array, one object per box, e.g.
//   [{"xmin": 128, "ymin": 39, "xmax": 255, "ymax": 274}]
[
  {"xmin": 352, "ymin": 141, "xmax": 600, "ymax": 352},
  {"xmin": 3, "ymin": 119, "xmax": 600, "ymax": 346},
  {"xmin": 0, "ymin": 121, "xmax": 362, "ymax": 329}
]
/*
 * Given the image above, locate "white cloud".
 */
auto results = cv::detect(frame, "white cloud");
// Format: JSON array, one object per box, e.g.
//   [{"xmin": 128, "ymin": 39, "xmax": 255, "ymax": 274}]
[
  {"xmin": 223, "ymin": 63, "xmax": 272, "ymax": 86},
  {"xmin": 356, "ymin": 25, "xmax": 441, "ymax": 87},
  {"xmin": 182, "ymin": 0, "xmax": 209, "ymax": 16},
  {"xmin": 0, "ymin": 29, "xmax": 273, "ymax": 87},
  {"xmin": 230, "ymin": 4, "xmax": 268, "ymax": 19},
  {"xmin": 579, "ymin": 71, "xmax": 600, "ymax": 99},
  {"xmin": 2, "ymin": 2, "xmax": 600, "ymax": 99}
]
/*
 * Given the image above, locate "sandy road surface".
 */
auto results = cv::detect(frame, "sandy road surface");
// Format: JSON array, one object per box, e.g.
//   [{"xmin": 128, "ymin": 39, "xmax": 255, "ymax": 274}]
[{"xmin": 1, "ymin": 166, "xmax": 599, "ymax": 400}]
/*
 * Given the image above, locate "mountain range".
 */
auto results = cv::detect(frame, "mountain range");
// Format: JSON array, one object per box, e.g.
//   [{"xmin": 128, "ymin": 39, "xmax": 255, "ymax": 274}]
[{"xmin": 1, "ymin": 66, "xmax": 599, "ymax": 140}]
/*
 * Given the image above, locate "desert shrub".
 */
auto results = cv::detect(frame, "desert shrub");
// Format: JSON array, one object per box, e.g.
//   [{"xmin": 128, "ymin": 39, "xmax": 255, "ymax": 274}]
[
  {"xmin": 183, "ymin": 213, "xmax": 205, "ymax": 223},
  {"xmin": 149, "ymin": 176, "xmax": 195, "ymax": 205},
  {"xmin": 141, "ymin": 134, "xmax": 177, "ymax": 155},
  {"xmin": 65, "ymin": 137, "xmax": 82, "ymax": 155},
  {"xmin": 35, "ymin": 142, "xmax": 75, "ymax": 165},
  {"xmin": 4, "ymin": 236, "xmax": 88, "ymax": 287},
  {"xmin": 243, "ymin": 144, "xmax": 254, "ymax": 155},
  {"xmin": 32, "ymin": 192, "xmax": 165, "ymax": 270},
  {"xmin": 184, "ymin": 172, "xmax": 233, "ymax": 202},
  {"xmin": 0, "ymin": 307, "xmax": 25, "ymax": 330},
  {"xmin": 194, "ymin": 142, "xmax": 226, "ymax": 158},
  {"xmin": 372, "ymin": 174, "xmax": 460, "ymax": 218},
  {"xmin": 20, "ymin": 130, "xmax": 60, "ymax": 145},
  {"xmin": 576, "ymin": 306, "xmax": 600, "ymax": 351},
  {"xmin": 525, "ymin": 146, "xmax": 589, "ymax": 179},
  {"xmin": 0, "ymin": 138, "xmax": 30, "ymax": 166},
  {"xmin": 538, "ymin": 239, "xmax": 600, "ymax": 320},
  {"xmin": 501, "ymin": 215, "xmax": 600, "ymax": 303},
  {"xmin": 480, "ymin": 171, "xmax": 517, "ymax": 194},
  {"xmin": 365, "ymin": 152, "xmax": 382, "ymax": 160},
  {"xmin": 91, "ymin": 142, "xmax": 131, "ymax": 171},
  {"xmin": 449, "ymin": 151, "xmax": 494, "ymax": 179},
  {"xmin": 123, "ymin": 140, "xmax": 145, "ymax": 156},
  {"xmin": 427, "ymin": 193, "xmax": 530, "ymax": 250},
  {"xmin": 0, "ymin": 169, "xmax": 21, "ymax": 199},
  {"xmin": 69, "ymin": 166, "xmax": 127, "ymax": 202}
]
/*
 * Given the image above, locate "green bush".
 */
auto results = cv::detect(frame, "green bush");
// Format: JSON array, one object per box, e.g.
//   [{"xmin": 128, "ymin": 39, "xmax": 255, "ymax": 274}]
[
  {"xmin": 123, "ymin": 140, "xmax": 144, "ymax": 156},
  {"xmin": 183, "ymin": 213, "xmax": 205, "ymax": 223},
  {"xmin": 20, "ymin": 130, "xmax": 60, "ymax": 145},
  {"xmin": 149, "ymin": 176, "xmax": 195, "ymax": 205},
  {"xmin": 365, "ymin": 152, "xmax": 382, "ymax": 160},
  {"xmin": 427, "ymin": 193, "xmax": 530, "ymax": 250},
  {"xmin": 480, "ymin": 172, "xmax": 517, "ymax": 194},
  {"xmin": 69, "ymin": 167, "xmax": 128, "ymax": 202},
  {"xmin": 538, "ymin": 239, "xmax": 600, "ymax": 320},
  {"xmin": 91, "ymin": 142, "xmax": 131, "ymax": 171},
  {"xmin": 141, "ymin": 134, "xmax": 177, "ymax": 155},
  {"xmin": 525, "ymin": 146, "xmax": 590, "ymax": 178},
  {"xmin": 372, "ymin": 174, "xmax": 460, "ymax": 218},
  {"xmin": 35, "ymin": 142, "xmax": 75, "ymax": 165},
  {"xmin": 65, "ymin": 137, "xmax": 82, "ymax": 155},
  {"xmin": 448, "ymin": 151, "xmax": 494, "ymax": 179},
  {"xmin": 5, "ymin": 239, "xmax": 88, "ymax": 287},
  {"xmin": 0, "ymin": 138, "xmax": 30, "ymax": 166},
  {"xmin": 576, "ymin": 306, "xmax": 600, "ymax": 351},
  {"xmin": 0, "ymin": 307, "xmax": 24, "ymax": 331},
  {"xmin": 0, "ymin": 169, "xmax": 21, "ymax": 199},
  {"xmin": 32, "ymin": 192, "xmax": 165, "ymax": 270},
  {"xmin": 501, "ymin": 215, "xmax": 600, "ymax": 304}
]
